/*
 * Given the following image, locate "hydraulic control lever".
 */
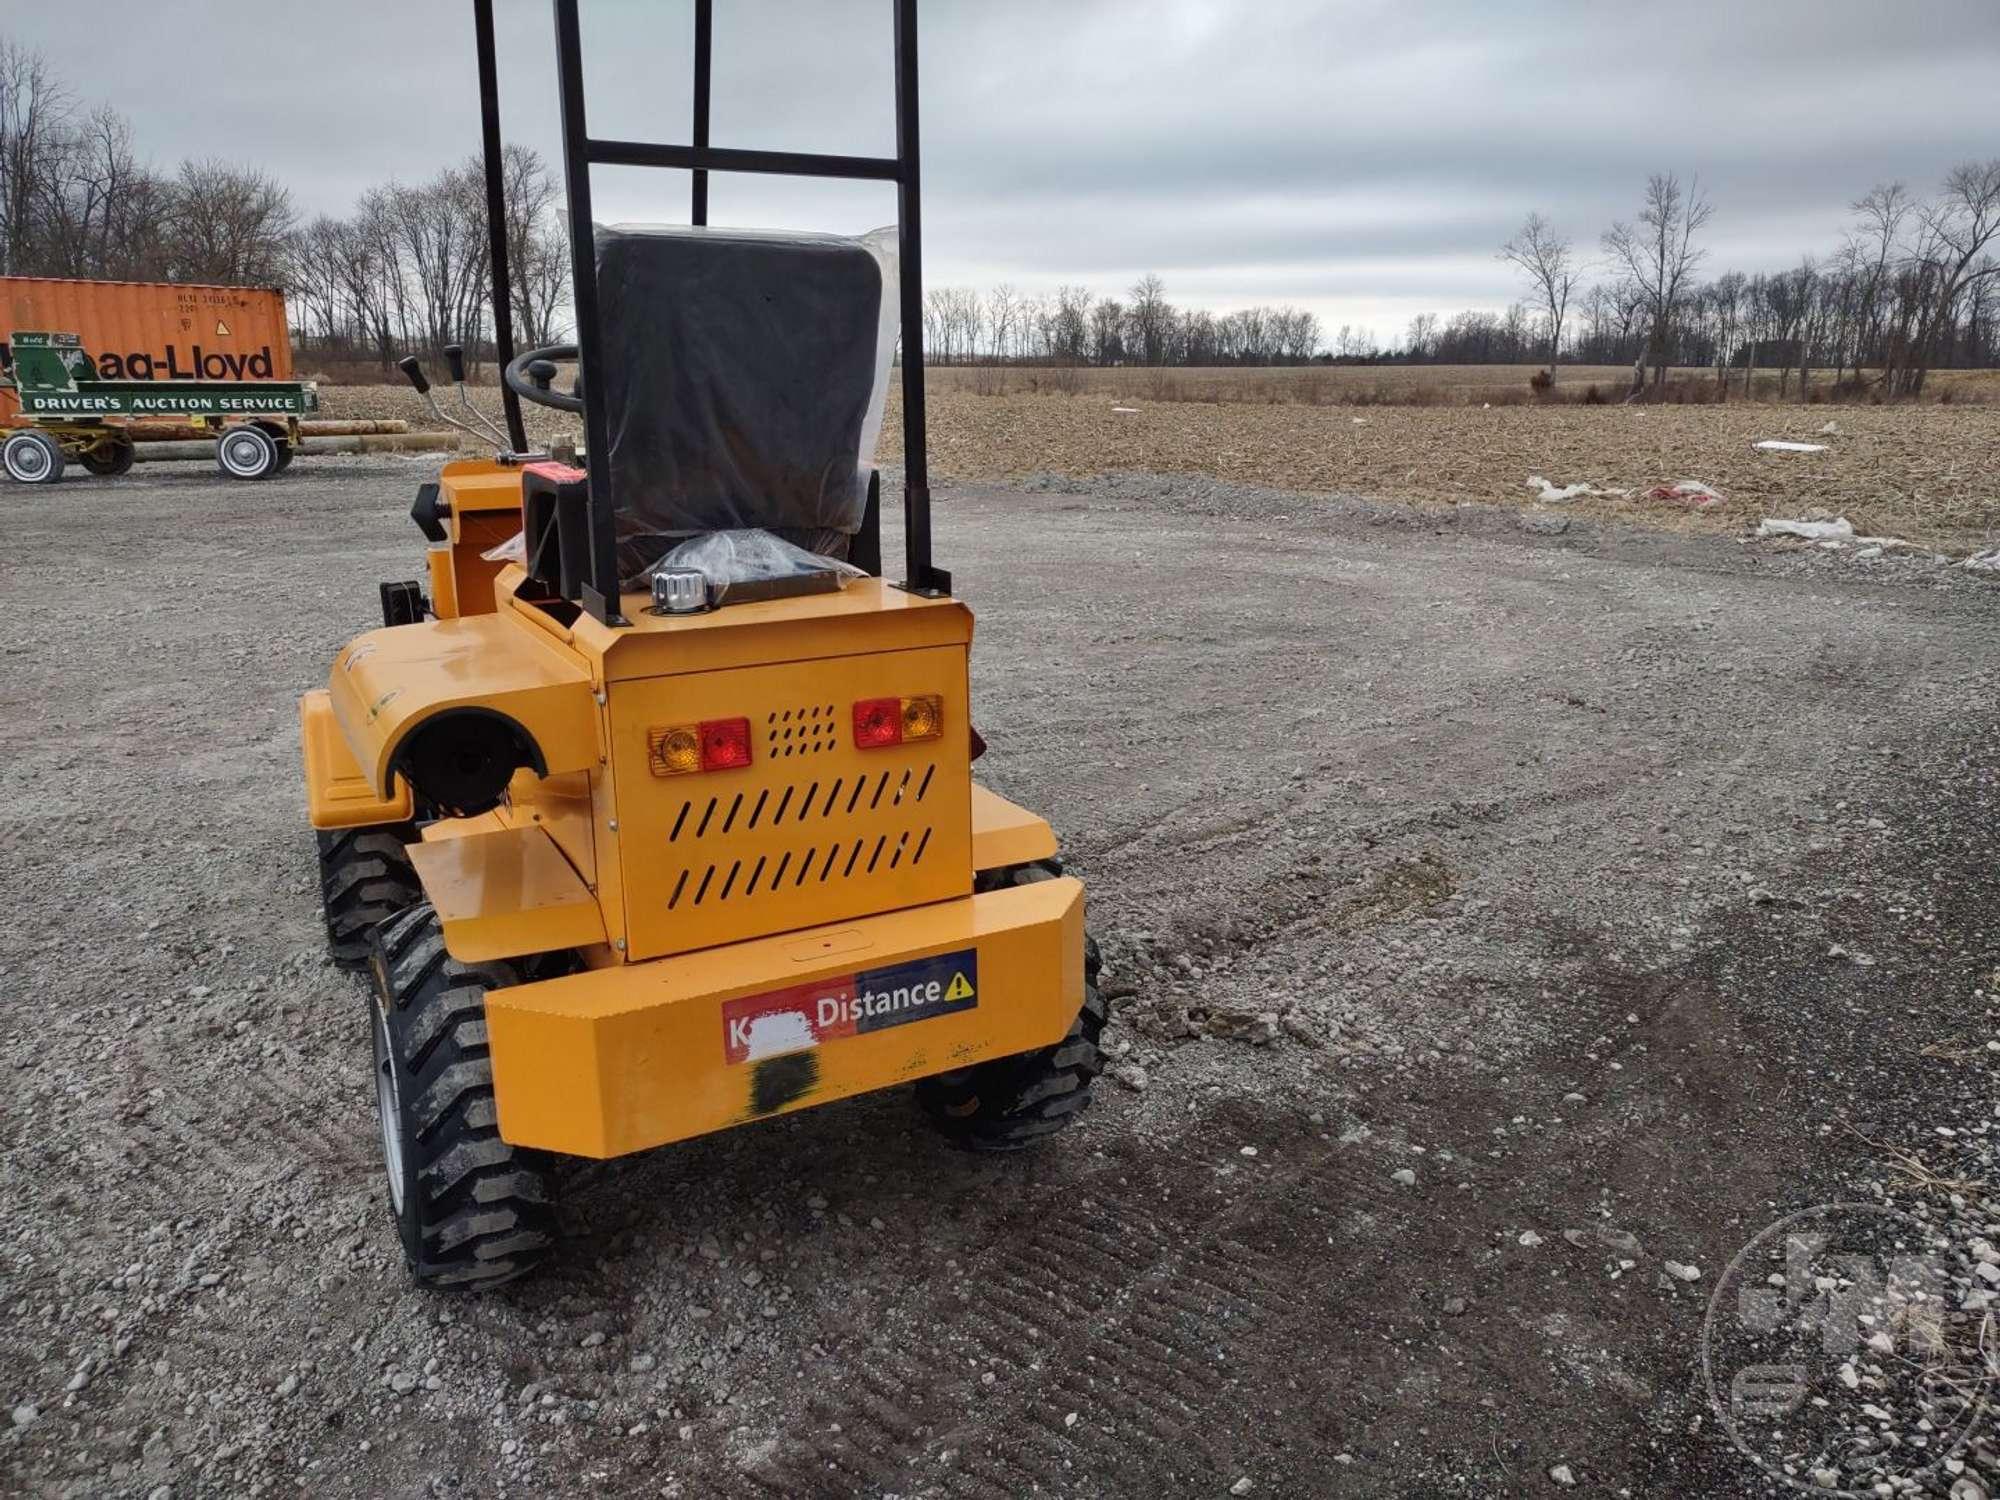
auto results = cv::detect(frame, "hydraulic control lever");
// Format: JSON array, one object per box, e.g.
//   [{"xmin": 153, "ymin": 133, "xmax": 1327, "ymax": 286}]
[
  {"xmin": 440, "ymin": 344, "xmax": 512, "ymax": 448},
  {"xmin": 396, "ymin": 353, "xmax": 541, "ymax": 460}
]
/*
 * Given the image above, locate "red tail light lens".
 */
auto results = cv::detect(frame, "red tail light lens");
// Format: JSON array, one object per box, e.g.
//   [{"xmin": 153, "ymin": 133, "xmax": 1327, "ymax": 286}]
[
  {"xmin": 699, "ymin": 717, "xmax": 752, "ymax": 771},
  {"xmin": 853, "ymin": 697, "xmax": 902, "ymax": 749}
]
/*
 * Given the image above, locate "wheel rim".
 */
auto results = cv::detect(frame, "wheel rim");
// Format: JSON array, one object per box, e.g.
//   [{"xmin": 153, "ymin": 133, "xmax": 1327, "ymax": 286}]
[
  {"xmin": 221, "ymin": 431, "xmax": 266, "ymax": 474},
  {"xmin": 8, "ymin": 440, "xmax": 50, "ymax": 480},
  {"xmin": 372, "ymin": 1002, "xmax": 407, "ymax": 1215}
]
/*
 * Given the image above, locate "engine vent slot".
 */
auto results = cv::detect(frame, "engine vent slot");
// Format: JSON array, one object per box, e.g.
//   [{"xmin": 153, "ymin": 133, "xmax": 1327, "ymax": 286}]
[
  {"xmin": 669, "ymin": 832, "xmax": 935, "ymax": 910},
  {"xmin": 766, "ymin": 704, "xmax": 839, "ymax": 759},
  {"xmin": 658, "ymin": 762, "xmax": 940, "ymax": 913}
]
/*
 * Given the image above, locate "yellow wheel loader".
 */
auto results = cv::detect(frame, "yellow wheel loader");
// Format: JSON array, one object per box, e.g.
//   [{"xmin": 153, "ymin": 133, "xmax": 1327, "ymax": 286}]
[{"xmin": 299, "ymin": 0, "xmax": 1106, "ymax": 1289}]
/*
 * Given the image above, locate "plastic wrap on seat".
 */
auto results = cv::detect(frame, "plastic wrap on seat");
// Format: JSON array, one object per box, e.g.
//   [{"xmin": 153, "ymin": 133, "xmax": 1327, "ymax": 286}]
[
  {"xmin": 644, "ymin": 528, "xmax": 863, "ymax": 607},
  {"xmin": 595, "ymin": 223, "xmax": 896, "ymax": 574}
]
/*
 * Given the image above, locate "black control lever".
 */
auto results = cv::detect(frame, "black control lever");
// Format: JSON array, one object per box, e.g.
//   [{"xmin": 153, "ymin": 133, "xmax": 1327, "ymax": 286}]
[
  {"xmin": 443, "ymin": 344, "xmax": 467, "ymax": 384},
  {"xmin": 398, "ymin": 352, "xmax": 510, "ymax": 450}
]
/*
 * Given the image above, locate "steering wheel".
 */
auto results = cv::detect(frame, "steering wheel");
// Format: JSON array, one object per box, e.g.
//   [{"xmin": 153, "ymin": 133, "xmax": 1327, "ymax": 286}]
[{"xmin": 504, "ymin": 343, "xmax": 583, "ymax": 413}]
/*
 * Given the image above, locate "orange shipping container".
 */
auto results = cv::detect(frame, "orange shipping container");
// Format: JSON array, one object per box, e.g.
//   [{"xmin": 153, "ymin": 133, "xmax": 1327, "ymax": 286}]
[{"xmin": 0, "ymin": 277, "xmax": 292, "ymax": 385}]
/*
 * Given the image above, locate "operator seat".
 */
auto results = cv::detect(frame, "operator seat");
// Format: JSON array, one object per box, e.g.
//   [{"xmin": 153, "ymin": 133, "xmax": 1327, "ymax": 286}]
[{"xmin": 593, "ymin": 224, "xmax": 889, "ymax": 578}]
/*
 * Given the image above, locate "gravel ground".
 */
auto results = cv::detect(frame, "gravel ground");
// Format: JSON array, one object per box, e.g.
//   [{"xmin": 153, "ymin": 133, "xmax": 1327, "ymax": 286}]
[{"xmin": 3, "ymin": 458, "xmax": 1999, "ymax": 1498}]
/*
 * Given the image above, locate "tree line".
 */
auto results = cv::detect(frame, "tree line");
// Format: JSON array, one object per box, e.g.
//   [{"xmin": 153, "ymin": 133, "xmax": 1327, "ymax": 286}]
[
  {"xmin": 926, "ymin": 163, "xmax": 1999, "ymax": 396},
  {"xmin": 0, "ymin": 41, "xmax": 293, "ymax": 287},
  {"xmin": 284, "ymin": 145, "xmax": 569, "ymax": 370},
  {"xmin": 4, "ymin": 36, "xmax": 1995, "ymax": 391},
  {"xmin": 1459, "ymin": 166, "xmax": 2000, "ymax": 395},
  {"xmin": 923, "ymin": 275, "xmax": 1326, "ymax": 366}
]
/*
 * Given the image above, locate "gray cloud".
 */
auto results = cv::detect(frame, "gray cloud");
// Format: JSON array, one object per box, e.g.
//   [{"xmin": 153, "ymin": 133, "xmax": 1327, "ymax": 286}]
[{"xmin": 8, "ymin": 0, "xmax": 1996, "ymax": 343}]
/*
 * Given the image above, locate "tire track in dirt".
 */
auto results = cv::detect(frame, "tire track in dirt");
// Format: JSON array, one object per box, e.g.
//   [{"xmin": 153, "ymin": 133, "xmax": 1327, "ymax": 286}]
[
  {"xmin": 99, "ymin": 1043, "xmax": 367, "ymax": 1226},
  {"xmin": 733, "ymin": 1103, "xmax": 1435, "ymax": 1497}
]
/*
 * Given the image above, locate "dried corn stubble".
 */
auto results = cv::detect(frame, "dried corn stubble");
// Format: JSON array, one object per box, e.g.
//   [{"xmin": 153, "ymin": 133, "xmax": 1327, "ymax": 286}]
[
  {"xmin": 321, "ymin": 379, "xmax": 2000, "ymax": 550},
  {"xmin": 878, "ymin": 391, "xmax": 2000, "ymax": 549}
]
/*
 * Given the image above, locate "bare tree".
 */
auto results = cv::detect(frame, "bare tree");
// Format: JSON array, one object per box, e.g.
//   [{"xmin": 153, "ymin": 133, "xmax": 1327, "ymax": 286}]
[
  {"xmin": 1090, "ymin": 297, "xmax": 1125, "ymax": 365},
  {"xmin": 1126, "ymin": 274, "xmax": 1170, "ymax": 365},
  {"xmin": 1499, "ymin": 211, "xmax": 1580, "ymax": 377},
  {"xmin": 166, "ymin": 158, "xmax": 295, "ymax": 284},
  {"xmin": 29, "ymin": 105, "xmax": 170, "ymax": 280},
  {"xmin": 986, "ymin": 282, "xmax": 1019, "ymax": 362},
  {"xmin": 0, "ymin": 39, "xmax": 72, "ymax": 275},
  {"xmin": 1846, "ymin": 183, "xmax": 1912, "ymax": 388},
  {"xmin": 1046, "ymin": 285, "xmax": 1092, "ymax": 364},
  {"xmin": 497, "ymin": 144, "xmax": 564, "ymax": 354},
  {"xmin": 512, "ymin": 221, "xmax": 570, "ymax": 349},
  {"xmin": 1602, "ymin": 172, "xmax": 1713, "ymax": 389},
  {"xmin": 1279, "ymin": 306, "xmax": 1322, "ymax": 362},
  {"xmin": 1902, "ymin": 159, "xmax": 2000, "ymax": 394},
  {"xmin": 1707, "ymin": 271, "xmax": 1745, "ymax": 392},
  {"xmin": 375, "ymin": 164, "xmax": 491, "ymax": 362},
  {"xmin": 1405, "ymin": 312, "xmax": 1438, "ymax": 361}
]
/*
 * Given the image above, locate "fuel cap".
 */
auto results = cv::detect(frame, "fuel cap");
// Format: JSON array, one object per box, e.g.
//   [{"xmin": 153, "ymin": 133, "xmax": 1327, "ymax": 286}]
[{"xmin": 650, "ymin": 567, "xmax": 708, "ymax": 615}]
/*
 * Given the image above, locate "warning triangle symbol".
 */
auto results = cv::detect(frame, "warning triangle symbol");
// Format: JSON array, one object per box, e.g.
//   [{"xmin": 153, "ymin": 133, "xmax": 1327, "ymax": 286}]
[
  {"xmin": 214, "ymin": 318, "xmax": 231, "ymax": 336},
  {"xmin": 943, "ymin": 971, "xmax": 974, "ymax": 1001}
]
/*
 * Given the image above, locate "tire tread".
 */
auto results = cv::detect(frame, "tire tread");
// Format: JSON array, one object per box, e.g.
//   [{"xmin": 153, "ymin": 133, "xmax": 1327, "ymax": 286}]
[
  {"xmin": 318, "ymin": 824, "xmax": 422, "ymax": 971},
  {"xmin": 369, "ymin": 904, "xmax": 556, "ymax": 1290},
  {"xmin": 916, "ymin": 861, "xmax": 1110, "ymax": 1152}
]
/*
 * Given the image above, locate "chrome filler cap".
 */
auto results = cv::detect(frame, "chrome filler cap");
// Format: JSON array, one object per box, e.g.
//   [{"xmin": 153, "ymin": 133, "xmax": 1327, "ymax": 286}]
[{"xmin": 650, "ymin": 567, "xmax": 708, "ymax": 615}]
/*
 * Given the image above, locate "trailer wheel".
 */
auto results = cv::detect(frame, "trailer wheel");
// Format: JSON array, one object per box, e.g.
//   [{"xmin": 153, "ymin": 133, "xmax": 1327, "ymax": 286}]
[
  {"xmin": 258, "ymin": 422, "xmax": 296, "ymax": 472},
  {"xmin": 2, "ymin": 430, "xmax": 65, "ymax": 485},
  {"xmin": 216, "ymin": 423, "xmax": 279, "ymax": 479},
  {"xmin": 916, "ymin": 862, "xmax": 1109, "ymax": 1151},
  {"xmin": 318, "ymin": 823, "xmax": 423, "ymax": 971},
  {"xmin": 79, "ymin": 440, "xmax": 136, "ymax": 476},
  {"xmin": 368, "ymin": 903, "xmax": 558, "ymax": 1291}
]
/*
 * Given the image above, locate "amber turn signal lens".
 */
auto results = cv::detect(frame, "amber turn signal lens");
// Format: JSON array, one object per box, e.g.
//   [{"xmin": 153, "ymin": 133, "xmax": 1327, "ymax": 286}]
[
  {"xmin": 649, "ymin": 725, "xmax": 701, "ymax": 776},
  {"xmin": 900, "ymin": 694, "xmax": 942, "ymax": 742}
]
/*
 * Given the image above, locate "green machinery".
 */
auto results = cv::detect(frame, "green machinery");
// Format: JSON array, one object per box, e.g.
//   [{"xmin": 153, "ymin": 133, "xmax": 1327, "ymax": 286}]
[{"xmin": 0, "ymin": 330, "xmax": 318, "ymax": 483}]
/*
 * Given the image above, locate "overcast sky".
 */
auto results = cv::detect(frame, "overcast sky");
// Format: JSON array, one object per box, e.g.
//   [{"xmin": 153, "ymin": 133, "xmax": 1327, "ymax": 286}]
[{"xmin": 9, "ymin": 0, "xmax": 1998, "ymax": 343}]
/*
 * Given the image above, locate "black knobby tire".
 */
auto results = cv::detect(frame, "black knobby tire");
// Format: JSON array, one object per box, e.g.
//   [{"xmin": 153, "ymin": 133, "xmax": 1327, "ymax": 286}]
[
  {"xmin": 79, "ymin": 440, "xmax": 135, "ymax": 476},
  {"xmin": 916, "ymin": 863, "xmax": 1108, "ymax": 1151},
  {"xmin": 368, "ymin": 903, "xmax": 557, "ymax": 1290},
  {"xmin": 317, "ymin": 823, "xmax": 423, "ymax": 971}
]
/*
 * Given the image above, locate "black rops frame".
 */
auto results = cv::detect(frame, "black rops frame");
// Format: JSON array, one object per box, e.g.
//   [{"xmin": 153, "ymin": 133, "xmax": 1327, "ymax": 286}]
[
  {"xmin": 473, "ymin": 0, "xmax": 946, "ymax": 627},
  {"xmin": 474, "ymin": 0, "xmax": 529, "ymax": 455}
]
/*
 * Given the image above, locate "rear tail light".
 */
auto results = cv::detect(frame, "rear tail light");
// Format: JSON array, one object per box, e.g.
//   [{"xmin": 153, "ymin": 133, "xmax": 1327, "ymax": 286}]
[
  {"xmin": 699, "ymin": 717, "xmax": 752, "ymax": 770},
  {"xmin": 648, "ymin": 717, "xmax": 752, "ymax": 775},
  {"xmin": 853, "ymin": 694, "xmax": 942, "ymax": 749}
]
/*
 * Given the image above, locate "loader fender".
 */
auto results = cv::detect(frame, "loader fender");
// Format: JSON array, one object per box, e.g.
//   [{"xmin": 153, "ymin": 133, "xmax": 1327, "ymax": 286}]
[{"xmin": 326, "ymin": 612, "xmax": 600, "ymax": 802}]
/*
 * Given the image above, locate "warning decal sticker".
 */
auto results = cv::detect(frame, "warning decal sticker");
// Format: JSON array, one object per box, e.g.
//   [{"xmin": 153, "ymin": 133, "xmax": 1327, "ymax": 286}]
[{"xmin": 722, "ymin": 948, "xmax": 979, "ymax": 1064}]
